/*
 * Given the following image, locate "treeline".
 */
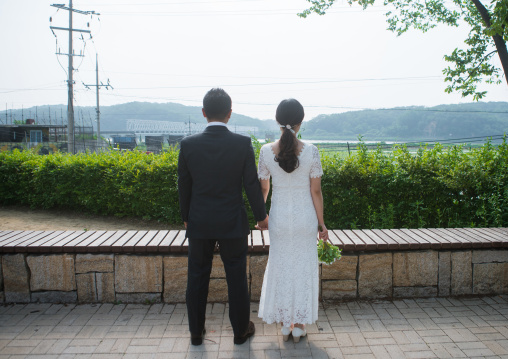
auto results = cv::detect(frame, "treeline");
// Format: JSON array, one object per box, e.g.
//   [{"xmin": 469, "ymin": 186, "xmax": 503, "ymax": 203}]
[
  {"xmin": 3, "ymin": 101, "xmax": 508, "ymax": 140},
  {"xmin": 303, "ymin": 102, "xmax": 508, "ymax": 140},
  {"xmin": 1, "ymin": 138, "xmax": 507, "ymax": 229}
]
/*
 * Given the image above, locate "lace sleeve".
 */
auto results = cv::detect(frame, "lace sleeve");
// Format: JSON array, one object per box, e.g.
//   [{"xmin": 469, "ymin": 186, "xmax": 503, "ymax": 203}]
[
  {"xmin": 258, "ymin": 146, "xmax": 271, "ymax": 180},
  {"xmin": 310, "ymin": 145, "xmax": 323, "ymax": 178}
]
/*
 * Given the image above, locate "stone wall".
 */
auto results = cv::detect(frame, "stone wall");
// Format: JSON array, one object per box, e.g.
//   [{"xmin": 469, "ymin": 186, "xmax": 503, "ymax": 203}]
[{"xmin": 0, "ymin": 249, "xmax": 507, "ymax": 304}]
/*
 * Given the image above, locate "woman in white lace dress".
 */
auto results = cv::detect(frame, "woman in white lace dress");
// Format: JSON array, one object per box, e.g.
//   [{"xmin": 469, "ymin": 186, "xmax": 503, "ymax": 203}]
[{"xmin": 257, "ymin": 99, "xmax": 329, "ymax": 342}]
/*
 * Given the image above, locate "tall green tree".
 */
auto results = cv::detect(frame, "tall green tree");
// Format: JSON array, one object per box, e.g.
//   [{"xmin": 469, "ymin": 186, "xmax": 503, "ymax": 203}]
[{"xmin": 299, "ymin": 0, "xmax": 508, "ymax": 101}]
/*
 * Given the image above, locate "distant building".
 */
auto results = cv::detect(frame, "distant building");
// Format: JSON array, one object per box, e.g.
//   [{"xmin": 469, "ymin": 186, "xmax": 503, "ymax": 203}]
[
  {"xmin": 0, "ymin": 121, "xmax": 67, "ymax": 154},
  {"xmin": 112, "ymin": 135, "xmax": 137, "ymax": 150}
]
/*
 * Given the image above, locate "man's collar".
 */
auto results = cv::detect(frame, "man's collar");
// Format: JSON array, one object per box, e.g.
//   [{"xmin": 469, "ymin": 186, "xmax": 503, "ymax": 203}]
[{"xmin": 206, "ymin": 121, "xmax": 228, "ymax": 127}]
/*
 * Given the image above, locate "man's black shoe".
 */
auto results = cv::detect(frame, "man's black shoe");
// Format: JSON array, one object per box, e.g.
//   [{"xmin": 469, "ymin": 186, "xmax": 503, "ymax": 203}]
[
  {"xmin": 191, "ymin": 328, "xmax": 206, "ymax": 346},
  {"xmin": 234, "ymin": 321, "xmax": 255, "ymax": 345}
]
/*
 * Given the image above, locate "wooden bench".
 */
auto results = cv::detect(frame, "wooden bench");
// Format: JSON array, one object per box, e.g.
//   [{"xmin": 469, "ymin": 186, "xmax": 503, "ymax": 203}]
[{"xmin": 0, "ymin": 227, "xmax": 506, "ymax": 254}]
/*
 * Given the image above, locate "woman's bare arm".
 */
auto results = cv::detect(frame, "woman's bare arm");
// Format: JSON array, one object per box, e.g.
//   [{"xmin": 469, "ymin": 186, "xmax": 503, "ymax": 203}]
[
  {"xmin": 310, "ymin": 177, "xmax": 329, "ymax": 241},
  {"xmin": 260, "ymin": 179, "xmax": 270, "ymax": 203}
]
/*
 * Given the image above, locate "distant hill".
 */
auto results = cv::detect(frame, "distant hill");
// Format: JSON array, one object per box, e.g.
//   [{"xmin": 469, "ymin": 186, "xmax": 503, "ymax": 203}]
[
  {"xmin": 1, "ymin": 102, "xmax": 276, "ymax": 133},
  {"xmin": 302, "ymin": 102, "xmax": 508, "ymax": 141},
  {"xmin": 3, "ymin": 101, "xmax": 508, "ymax": 141}
]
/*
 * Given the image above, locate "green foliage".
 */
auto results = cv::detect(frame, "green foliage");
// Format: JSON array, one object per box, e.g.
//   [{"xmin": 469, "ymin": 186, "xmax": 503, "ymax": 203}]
[
  {"xmin": 299, "ymin": 0, "xmax": 508, "ymax": 100},
  {"xmin": 0, "ymin": 149, "xmax": 180, "ymax": 223},
  {"xmin": 320, "ymin": 136, "xmax": 508, "ymax": 229},
  {"xmin": 1, "ymin": 137, "xmax": 507, "ymax": 229},
  {"xmin": 317, "ymin": 239, "xmax": 342, "ymax": 265}
]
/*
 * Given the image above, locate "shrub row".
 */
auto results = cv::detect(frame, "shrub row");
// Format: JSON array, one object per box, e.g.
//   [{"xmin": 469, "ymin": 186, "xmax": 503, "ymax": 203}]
[{"xmin": 1, "ymin": 138, "xmax": 507, "ymax": 229}]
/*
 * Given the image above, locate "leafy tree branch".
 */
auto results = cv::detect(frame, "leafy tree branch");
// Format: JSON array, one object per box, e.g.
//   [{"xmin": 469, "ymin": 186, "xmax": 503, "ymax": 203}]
[{"xmin": 299, "ymin": 0, "xmax": 508, "ymax": 100}]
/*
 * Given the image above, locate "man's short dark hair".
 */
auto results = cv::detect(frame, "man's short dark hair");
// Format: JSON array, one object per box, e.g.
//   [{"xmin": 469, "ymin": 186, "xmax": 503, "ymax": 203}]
[{"xmin": 203, "ymin": 88, "xmax": 232, "ymax": 120}]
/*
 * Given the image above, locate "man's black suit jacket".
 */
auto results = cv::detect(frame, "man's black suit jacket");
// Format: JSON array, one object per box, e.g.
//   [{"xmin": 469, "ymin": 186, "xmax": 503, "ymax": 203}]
[{"xmin": 177, "ymin": 125, "xmax": 267, "ymax": 239}]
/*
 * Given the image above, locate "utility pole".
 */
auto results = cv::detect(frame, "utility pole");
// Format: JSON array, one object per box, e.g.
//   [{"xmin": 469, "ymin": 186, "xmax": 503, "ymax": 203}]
[
  {"xmin": 50, "ymin": 1, "xmax": 98, "ymax": 154},
  {"xmin": 83, "ymin": 54, "xmax": 112, "ymax": 150}
]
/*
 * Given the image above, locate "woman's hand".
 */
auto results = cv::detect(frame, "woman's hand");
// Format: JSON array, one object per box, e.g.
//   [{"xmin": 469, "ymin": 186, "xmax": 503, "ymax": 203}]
[{"xmin": 318, "ymin": 224, "xmax": 329, "ymax": 242}]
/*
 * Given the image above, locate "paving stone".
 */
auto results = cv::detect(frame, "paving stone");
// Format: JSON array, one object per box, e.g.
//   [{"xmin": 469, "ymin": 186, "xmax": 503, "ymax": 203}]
[
  {"xmin": 451, "ymin": 251, "xmax": 472, "ymax": 296},
  {"xmin": 27, "ymin": 254, "xmax": 76, "ymax": 291},
  {"xmin": 321, "ymin": 254, "xmax": 357, "ymax": 280},
  {"xmin": 162, "ymin": 256, "xmax": 187, "ymax": 302},
  {"xmin": 393, "ymin": 251, "xmax": 438, "ymax": 287},
  {"xmin": 115, "ymin": 255, "xmax": 163, "ymax": 293},
  {"xmin": 358, "ymin": 253, "xmax": 392, "ymax": 298},
  {"xmin": 2, "ymin": 254, "xmax": 30, "ymax": 303},
  {"xmin": 75, "ymin": 254, "xmax": 114, "ymax": 273}
]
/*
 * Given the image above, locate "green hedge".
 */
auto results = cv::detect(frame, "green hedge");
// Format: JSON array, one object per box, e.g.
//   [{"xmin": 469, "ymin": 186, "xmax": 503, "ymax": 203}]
[
  {"xmin": 0, "ymin": 150, "xmax": 181, "ymax": 223},
  {"xmin": 1, "ymin": 138, "xmax": 507, "ymax": 229}
]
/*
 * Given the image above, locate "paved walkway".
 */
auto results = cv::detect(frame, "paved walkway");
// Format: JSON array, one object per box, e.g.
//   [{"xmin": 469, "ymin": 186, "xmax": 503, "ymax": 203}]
[{"xmin": 1, "ymin": 297, "xmax": 508, "ymax": 359}]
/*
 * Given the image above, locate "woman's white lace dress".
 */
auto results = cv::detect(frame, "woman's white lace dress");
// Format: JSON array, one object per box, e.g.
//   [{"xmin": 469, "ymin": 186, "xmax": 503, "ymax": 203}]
[{"xmin": 257, "ymin": 142, "xmax": 323, "ymax": 326}]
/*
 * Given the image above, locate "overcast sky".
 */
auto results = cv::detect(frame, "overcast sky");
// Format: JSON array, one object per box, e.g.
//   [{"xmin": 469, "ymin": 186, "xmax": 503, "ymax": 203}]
[{"xmin": 1, "ymin": 0, "xmax": 507, "ymax": 121}]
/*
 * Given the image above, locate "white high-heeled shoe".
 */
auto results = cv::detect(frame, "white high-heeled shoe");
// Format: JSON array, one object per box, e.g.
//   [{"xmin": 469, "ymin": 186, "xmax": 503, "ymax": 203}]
[
  {"xmin": 281, "ymin": 326, "xmax": 292, "ymax": 342},
  {"xmin": 292, "ymin": 326, "xmax": 306, "ymax": 343}
]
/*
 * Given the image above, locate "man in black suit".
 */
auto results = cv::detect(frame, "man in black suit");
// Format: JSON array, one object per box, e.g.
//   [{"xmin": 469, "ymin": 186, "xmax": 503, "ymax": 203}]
[{"xmin": 178, "ymin": 88, "xmax": 268, "ymax": 346}]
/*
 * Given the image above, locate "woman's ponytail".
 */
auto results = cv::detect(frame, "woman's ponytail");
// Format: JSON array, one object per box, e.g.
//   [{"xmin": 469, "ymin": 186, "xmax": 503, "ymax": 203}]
[{"xmin": 274, "ymin": 99, "xmax": 304, "ymax": 173}]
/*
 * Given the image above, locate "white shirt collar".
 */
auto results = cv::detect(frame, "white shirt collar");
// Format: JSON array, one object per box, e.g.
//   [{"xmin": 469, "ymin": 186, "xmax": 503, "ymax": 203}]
[{"xmin": 206, "ymin": 121, "xmax": 228, "ymax": 127}]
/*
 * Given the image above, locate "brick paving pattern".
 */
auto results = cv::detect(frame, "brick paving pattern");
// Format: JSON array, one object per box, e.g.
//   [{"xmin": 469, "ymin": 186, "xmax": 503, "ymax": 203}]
[{"xmin": 1, "ymin": 296, "xmax": 508, "ymax": 358}]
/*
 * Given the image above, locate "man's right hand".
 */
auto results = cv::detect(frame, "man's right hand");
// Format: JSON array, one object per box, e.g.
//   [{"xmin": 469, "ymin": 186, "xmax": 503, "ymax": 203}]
[{"xmin": 255, "ymin": 215, "xmax": 269, "ymax": 231}]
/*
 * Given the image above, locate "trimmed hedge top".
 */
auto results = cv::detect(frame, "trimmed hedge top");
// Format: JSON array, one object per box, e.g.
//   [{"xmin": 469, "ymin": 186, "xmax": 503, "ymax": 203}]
[{"xmin": 1, "ymin": 137, "xmax": 507, "ymax": 229}]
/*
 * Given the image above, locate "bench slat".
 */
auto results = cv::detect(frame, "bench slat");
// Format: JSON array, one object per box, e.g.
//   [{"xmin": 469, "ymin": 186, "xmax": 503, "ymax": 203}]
[
  {"xmin": 85, "ymin": 231, "xmax": 116, "ymax": 250},
  {"xmin": 427, "ymin": 228, "xmax": 468, "ymax": 249},
  {"xmin": 262, "ymin": 231, "xmax": 270, "ymax": 248},
  {"xmin": 156, "ymin": 230, "xmax": 179, "ymax": 253},
  {"xmin": 134, "ymin": 230, "xmax": 158, "ymax": 252},
  {"xmin": 1, "ymin": 227, "xmax": 505, "ymax": 254},
  {"xmin": 14, "ymin": 231, "xmax": 62, "ymax": 252},
  {"xmin": 331, "ymin": 230, "xmax": 355, "ymax": 251},
  {"xmin": 362, "ymin": 229, "xmax": 398, "ymax": 250},
  {"xmin": 388, "ymin": 229, "xmax": 421, "ymax": 249},
  {"xmin": 408, "ymin": 229, "xmax": 445, "ymax": 248},
  {"xmin": 63, "ymin": 231, "xmax": 97, "ymax": 250},
  {"xmin": 0, "ymin": 230, "xmax": 15, "ymax": 240},
  {"xmin": 397, "ymin": 228, "xmax": 433, "ymax": 249},
  {"xmin": 170, "ymin": 231, "xmax": 187, "ymax": 253},
  {"xmin": 354, "ymin": 229, "xmax": 381, "ymax": 249},
  {"xmin": 458, "ymin": 228, "xmax": 500, "ymax": 247},
  {"xmin": 1, "ymin": 231, "xmax": 42, "ymax": 250},
  {"xmin": 122, "ymin": 231, "xmax": 148, "ymax": 252},
  {"xmin": 73, "ymin": 231, "xmax": 109, "ymax": 253},
  {"xmin": 108, "ymin": 231, "xmax": 137, "ymax": 252},
  {"xmin": 362, "ymin": 230, "xmax": 390, "ymax": 250},
  {"xmin": 443, "ymin": 228, "xmax": 484, "ymax": 248},
  {"xmin": 452, "ymin": 228, "xmax": 493, "ymax": 248},
  {"xmin": 482, "ymin": 227, "xmax": 508, "ymax": 239},
  {"xmin": 251, "ymin": 230, "xmax": 264, "ymax": 252},
  {"xmin": 1, "ymin": 231, "xmax": 39, "ymax": 248},
  {"xmin": 34, "ymin": 231, "xmax": 77, "ymax": 253},
  {"xmin": 468, "ymin": 228, "xmax": 506, "ymax": 247}
]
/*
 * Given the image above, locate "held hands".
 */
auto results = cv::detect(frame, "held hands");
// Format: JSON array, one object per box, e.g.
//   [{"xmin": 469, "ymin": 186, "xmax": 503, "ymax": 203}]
[
  {"xmin": 318, "ymin": 223, "xmax": 329, "ymax": 242},
  {"xmin": 255, "ymin": 215, "xmax": 269, "ymax": 231}
]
